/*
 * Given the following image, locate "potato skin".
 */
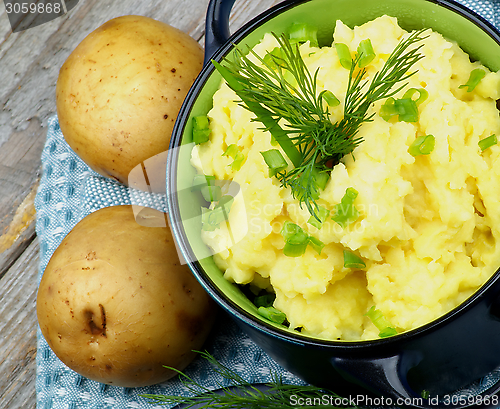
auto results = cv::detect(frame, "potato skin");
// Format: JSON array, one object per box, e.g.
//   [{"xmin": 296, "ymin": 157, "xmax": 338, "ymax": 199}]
[
  {"xmin": 36, "ymin": 206, "xmax": 216, "ymax": 387},
  {"xmin": 56, "ymin": 16, "xmax": 203, "ymax": 185}
]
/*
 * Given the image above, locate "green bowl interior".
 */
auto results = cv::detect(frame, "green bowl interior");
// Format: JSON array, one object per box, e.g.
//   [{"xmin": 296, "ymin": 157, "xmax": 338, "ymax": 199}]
[{"xmin": 176, "ymin": 0, "xmax": 500, "ymax": 337}]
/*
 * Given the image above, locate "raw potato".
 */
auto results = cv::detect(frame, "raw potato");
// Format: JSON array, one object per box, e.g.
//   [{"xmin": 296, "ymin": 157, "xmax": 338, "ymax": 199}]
[
  {"xmin": 56, "ymin": 15, "xmax": 203, "ymax": 185},
  {"xmin": 36, "ymin": 206, "xmax": 217, "ymax": 387}
]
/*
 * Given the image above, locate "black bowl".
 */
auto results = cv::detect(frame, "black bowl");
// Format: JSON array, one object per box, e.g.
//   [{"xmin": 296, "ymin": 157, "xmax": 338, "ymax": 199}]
[{"xmin": 166, "ymin": 0, "xmax": 500, "ymax": 407}]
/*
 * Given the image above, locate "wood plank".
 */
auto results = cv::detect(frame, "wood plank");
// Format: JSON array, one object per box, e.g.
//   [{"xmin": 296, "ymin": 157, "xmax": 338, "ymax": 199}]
[{"xmin": 0, "ymin": 239, "xmax": 38, "ymax": 409}]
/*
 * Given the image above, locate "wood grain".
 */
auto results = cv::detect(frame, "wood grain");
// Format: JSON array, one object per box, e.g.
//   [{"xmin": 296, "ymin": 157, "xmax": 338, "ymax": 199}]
[{"xmin": 0, "ymin": 0, "xmax": 281, "ymax": 407}]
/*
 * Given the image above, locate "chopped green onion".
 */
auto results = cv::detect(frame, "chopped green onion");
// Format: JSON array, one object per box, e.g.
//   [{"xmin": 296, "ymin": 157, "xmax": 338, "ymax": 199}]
[
  {"xmin": 281, "ymin": 221, "xmax": 325, "ymax": 257},
  {"xmin": 308, "ymin": 236, "xmax": 325, "ymax": 255},
  {"xmin": 283, "ymin": 226, "xmax": 309, "ymax": 257},
  {"xmin": 459, "ymin": 68, "xmax": 486, "ymax": 92},
  {"xmin": 283, "ymin": 240, "xmax": 309, "ymax": 257},
  {"xmin": 312, "ymin": 166, "xmax": 330, "ymax": 191},
  {"xmin": 231, "ymin": 152, "xmax": 245, "ymax": 170},
  {"xmin": 335, "ymin": 43, "xmax": 352, "ymax": 69},
  {"xmin": 332, "ymin": 187, "xmax": 360, "ymax": 228},
  {"xmin": 192, "ymin": 115, "xmax": 211, "ymax": 144},
  {"xmin": 201, "ymin": 184, "xmax": 222, "ymax": 202},
  {"xmin": 283, "ymin": 69, "xmax": 298, "ymax": 88},
  {"xmin": 379, "ymin": 327, "xmax": 398, "ymax": 338},
  {"xmin": 343, "ymin": 250, "xmax": 366, "ymax": 269},
  {"xmin": 408, "ymin": 134, "xmax": 435, "ymax": 156},
  {"xmin": 321, "ymin": 90, "xmax": 340, "ymax": 107},
  {"xmin": 307, "ymin": 205, "xmax": 330, "ymax": 229},
  {"xmin": 281, "ymin": 221, "xmax": 303, "ymax": 241},
  {"xmin": 380, "ymin": 89, "xmax": 427, "ymax": 122},
  {"xmin": 222, "ymin": 144, "xmax": 239, "ymax": 158},
  {"xmin": 357, "ymin": 39, "xmax": 376, "ymax": 67},
  {"xmin": 379, "ymin": 97, "xmax": 399, "ymax": 121},
  {"xmin": 261, "ymin": 149, "xmax": 288, "ymax": 177},
  {"xmin": 192, "ymin": 174, "xmax": 222, "ymax": 202},
  {"xmin": 257, "ymin": 306, "xmax": 287, "ymax": 324},
  {"xmin": 402, "ymin": 88, "xmax": 428, "ymax": 106},
  {"xmin": 395, "ymin": 98, "xmax": 419, "ymax": 122},
  {"xmin": 223, "ymin": 144, "xmax": 245, "ymax": 170},
  {"xmin": 365, "ymin": 306, "xmax": 398, "ymax": 338},
  {"xmin": 201, "ymin": 195, "xmax": 234, "ymax": 231},
  {"xmin": 479, "ymin": 134, "xmax": 497, "ymax": 151},
  {"xmin": 263, "ymin": 47, "xmax": 282, "ymax": 69},
  {"xmin": 191, "ymin": 174, "xmax": 215, "ymax": 191},
  {"xmin": 288, "ymin": 23, "xmax": 318, "ymax": 47},
  {"xmin": 254, "ymin": 293, "xmax": 275, "ymax": 308},
  {"xmin": 201, "ymin": 207, "xmax": 223, "ymax": 231}
]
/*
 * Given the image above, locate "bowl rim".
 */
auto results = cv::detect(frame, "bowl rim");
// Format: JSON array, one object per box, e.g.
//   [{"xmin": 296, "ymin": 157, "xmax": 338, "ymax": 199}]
[{"xmin": 167, "ymin": 0, "xmax": 500, "ymax": 348}]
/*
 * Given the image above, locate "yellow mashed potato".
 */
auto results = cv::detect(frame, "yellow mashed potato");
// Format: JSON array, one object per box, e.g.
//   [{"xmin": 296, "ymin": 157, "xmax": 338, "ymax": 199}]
[{"xmin": 191, "ymin": 16, "xmax": 500, "ymax": 340}]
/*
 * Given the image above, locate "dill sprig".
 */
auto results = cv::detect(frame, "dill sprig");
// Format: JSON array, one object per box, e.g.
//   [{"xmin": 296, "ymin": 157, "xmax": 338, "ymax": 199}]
[
  {"xmin": 212, "ymin": 29, "xmax": 427, "ymax": 220},
  {"xmin": 141, "ymin": 351, "xmax": 358, "ymax": 408}
]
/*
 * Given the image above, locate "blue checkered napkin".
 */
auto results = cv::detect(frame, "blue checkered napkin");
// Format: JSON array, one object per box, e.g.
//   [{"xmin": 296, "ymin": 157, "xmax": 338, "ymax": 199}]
[
  {"xmin": 34, "ymin": 2, "xmax": 500, "ymax": 407},
  {"xmin": 34, "ymin": 116, "xmax": 303, "ymax": 409}
]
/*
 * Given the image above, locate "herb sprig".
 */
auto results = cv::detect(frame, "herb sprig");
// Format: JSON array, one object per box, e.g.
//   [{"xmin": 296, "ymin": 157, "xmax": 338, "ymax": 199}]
[
  {"xmin": 213, "ymin": 29, "xmax": 427, "ymax": 221},
  {"xmin": 141, "ymin": 351, "xmax": 358, "ymax": 408}
]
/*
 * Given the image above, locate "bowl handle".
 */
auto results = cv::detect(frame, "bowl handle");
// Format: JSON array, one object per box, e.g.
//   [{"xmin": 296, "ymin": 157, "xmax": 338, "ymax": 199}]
[
  {"xmin": 333, "ymin": 355, "xmax": 420, "ymax": 404},
  {"xmin": 333, "ymin": 355, "xmax": 500, "ymax": 409},
  {"xmin": 204, "ymin": 0, "xmax": 236, "ymax": 64}
]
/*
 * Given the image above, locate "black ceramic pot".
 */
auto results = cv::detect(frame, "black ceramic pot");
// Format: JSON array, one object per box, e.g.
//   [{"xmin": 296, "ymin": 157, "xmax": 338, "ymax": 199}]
[{"xmin": 166, "ymin": 0, "xmax": 500, "ymax": 407}]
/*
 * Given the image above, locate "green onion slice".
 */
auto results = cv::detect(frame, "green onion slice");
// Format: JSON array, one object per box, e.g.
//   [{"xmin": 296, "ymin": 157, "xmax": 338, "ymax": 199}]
[
  {"xmin": 307, "ymin": 205, "xmax": 330, "ymax": 229},
  {"xmin": 281, "ymin": 221, "xmax": 325, "ymax": 256},
  {"xmin": 395, "ymin": 98, "xmax": 419, "ymax": 122},
  {"xmin": 254, "ymin": 293, "xmax": 276, "ymax": 308},
  {"xmin": 402, "ymin": 88, "xmax": 428, "ymax": 106},
  {"xmin": 312, "ymin": 166, "xmax": 330, "ymax": 191},
  {"xmin": 288, "ymin": 22, "xmax": 318, "ymax": 47},
  {"xmin": 263, "ymin": 47, "xmax": 282, "ymax": 70},
  {"xmin": 320, "ymin": 90, "xmax": 340, "ymax": 107},
  {"xmin": 222, "ymin": 144, "xmax": 239, "ymax": 158},
  {"xmin": 379, "ymin": 97, "xmax": 399, "ymax": 121},
  {"xmin": 261, "ymin": 149, "xmax": 288, "ymax": 177},
  {"xmin": 201, "ymin": 207, "xmax": 223, "ymax": 231},
  {"xmin": 365, "ymin": 306, "xmax": 398, "ymax": 338},
  {"xmin": 281, "ymin": 221, "xmax": 304, "ymax": 241},
  {"xmin": 257, "ymin": 306, "xmax": 287, "ymax": 324},
  {"xmin": 192, "ymin": 115, "xmax": 211, "ymax": 144},
  {"xmin": 335, "ymin": 43, "xmax": 352, "ymax": 69},
  {"xmin": 380, "ymin": 88, "xmax": 427, "ymax": 123},
  {"xmin": 192, "ymin": 174, "xmax": 215, "ymax": 191},
  {"xmin": 192, "ymin": 175, "xmax": 222, "ymax": 202},
  {"xmin": 283, "ymin": 240, "xmax": 309, "ymax": 257},
  {"xmin": 332, "ymin": 187, "xmax": 360, "ymax": 228},
  {"xmin": 282, "ymin": 224, "xmax": 309, "ymax": 257},
  {"xmin": 223, "ymin": 144, "xmax": 245, "ymax": 170},
  {"xmin": 201, "ymin": 184, "xmax": 222, "ymax": 202},
  {"xmin": 459, "ymin": 68, "xmax": 486, "ymax": 92},
  {"xmin": 343, "ymin": 250, "xmax": 366, "ymax": 269},
  {"xmin": 201, "ymin": 195, "xmax": 234, "ymax": 231},
  {"xmin": 308, "ymin": 236, "xmax": 325, "ymax": 255},
  {"xmin": 479, "ymin": 134, "xmax": 497, "ymax": 151},
  {"xmin": 231, "ymin": 152, "xmax": 245, "ymax": 170},
  {"xmin": 357, "ymin": 39, "xmax": 376, "ymax": 67},
  {"xmin": 408, "ymin": 134, "xmax": 435, "ymax": 156}
]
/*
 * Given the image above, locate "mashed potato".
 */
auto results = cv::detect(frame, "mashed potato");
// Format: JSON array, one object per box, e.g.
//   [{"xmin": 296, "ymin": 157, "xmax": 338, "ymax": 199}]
[{"xmin": 191, "ymin": 16, "xmax": 500, "ymax": 340}]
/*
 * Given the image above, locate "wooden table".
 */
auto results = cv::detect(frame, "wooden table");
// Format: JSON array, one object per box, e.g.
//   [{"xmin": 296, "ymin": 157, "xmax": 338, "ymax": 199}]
[{"xmin": 0, "ymin": 0, "xmax": 281, "ymax": 407}]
